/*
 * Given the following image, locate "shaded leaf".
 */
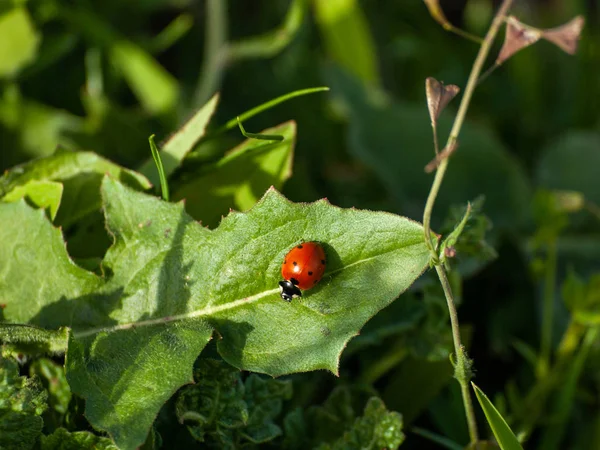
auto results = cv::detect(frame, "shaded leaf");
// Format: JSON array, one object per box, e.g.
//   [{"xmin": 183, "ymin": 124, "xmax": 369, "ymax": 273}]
[
  {"xmin": 496, "ymin": 17, "xmax": 541, "ymax": 65},
  {"xmin": 0, "ymin": 357, "xmax": 47, "ymax": 450},
  {"xmin": 316, "ymin": 397, "xmax": 405, "ymax": 450},
  {"xmin": 173, "ymin": 121, "xmax": 296, "ymax": 228},
  {"xmin": 542, "ymin": 15, "xmax": 585, "ymax": 55},
  {"xmin": 176, "ymin": 359, "xmax": 291, "ymax": 447},
  {"xmin": 562, "ymin": 270, "xmax": 600, "ymax": 325},
  {"xmin": 30, "ymin": 358, "xmax": 71, "ymax": 420},
  {"xmin": 2, "ymin": 180, "xmax": 63, "ymax": 220},
  {"xmin": 536, "ymin": 131, "xmax": 600, "ymax": 205},
  {"xmin": 138, "ymin": 94, "xmax": 219, "ymax": 184},
  {"xmin": 0, "ymin": 7, "xmax": 40, "ymax": 78},
  {"xmin": 0, "ymin": 150, "xmax": 151, "ymax": 227},
  {"xmin": 439, "ymin": 199, "xmax": 497, "ymax": 275},
  {"xmin": 40, "ymin": 427, "xmax": 118, "ymax": 450},
  {"xmin": 472, "ymin": 383, "xmax": 524, "ymax": 450},
  {"xmin": 0, "ymin": 200, "xmax": 103, "ymax": 325}
]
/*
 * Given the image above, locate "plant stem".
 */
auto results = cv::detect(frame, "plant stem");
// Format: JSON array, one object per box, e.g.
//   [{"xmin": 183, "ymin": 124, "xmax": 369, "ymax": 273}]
[
  {"xmin": 193, "ymin": 0, "xmax": 228, "ymax": 108},
  {"xmin": 436, "ymin": 265, "xmax": 479, "ymax": 444},
  {"xmin": 539, "ymin": 239, "xmax": 557, "ymax": 377},
  {"xmin": 421, "ymin": 0, "xmax": 515, "ymax": 446}
]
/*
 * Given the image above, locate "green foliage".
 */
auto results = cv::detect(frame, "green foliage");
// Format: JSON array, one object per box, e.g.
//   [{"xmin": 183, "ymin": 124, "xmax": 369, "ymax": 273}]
[
  {"xmin": 439, "ymin": 198, "xmax": 497, "ymax": 276},
  {"xmin": 138, "ymin": 94, "xmax": 219, "ymax": 185},
  {"xmin": 1, "ymin": 176, "xmax": 428, "ymax": 448},
  {"xmin": 176, "ymin": 359, "xmax": 292, "ymax": 447},
  {"xmin": 39, "ymin": 428, "xmax": 118, "ymax": 450},
  {"xmin": 0, "ymin": 357, "xmax": 47, "ymax": 450},
  {"xmin": 174, "ymin": 121, "xmax": 296, "ymax": 227},
  {"xmin": 0, "ymin": 1, "xmax": 595, "ymax": 449},
  {"xmin": 0, "ymin": 7, "xmax": 40, "ymax": 78},
  {"xmin": 2, "ymin": 180, "xmax": 63, "ymax": 220},
  {"xmin": 315, "ymin": 398, "xmax": 404, "ymax": 450},
  {"xmin": 284, "ymin": 387, "xmax": 404, "ymax": 450},
  {"xmin": 0, "ymin": 150, "xmax": 151, "ymax": 226},
  {"xmin": 29, "ymin": 359, "xmax": 71, "ymax": 430},
  {"xmin": 562, "ymin": 270, "xmax": 600, "ymax": 325},
  {"xmin": 473, "ymin": 383, "xmax": 523, "ymax": 450},
  {"xmin": 325, "ymin": 66, "xmax": 532, "ymax": 230}
]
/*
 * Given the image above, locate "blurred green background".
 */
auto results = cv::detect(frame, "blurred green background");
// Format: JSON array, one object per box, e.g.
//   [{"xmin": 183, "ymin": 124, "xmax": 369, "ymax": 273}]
[{"xmin": 1, "ymin": 0, "xmax": 599, "ymax": 448}]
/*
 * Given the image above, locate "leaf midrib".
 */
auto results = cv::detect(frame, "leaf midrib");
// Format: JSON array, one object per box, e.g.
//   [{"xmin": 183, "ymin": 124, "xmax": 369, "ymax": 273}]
[{"xmin": 73, "ymin": 240, "xmax": 426, "ymax": 339}]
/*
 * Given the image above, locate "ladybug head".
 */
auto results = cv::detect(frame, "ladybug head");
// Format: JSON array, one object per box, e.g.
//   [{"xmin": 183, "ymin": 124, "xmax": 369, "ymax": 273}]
[{"xmin": 279, "ymin": 279, "xmax": 302, "ymax": 302}]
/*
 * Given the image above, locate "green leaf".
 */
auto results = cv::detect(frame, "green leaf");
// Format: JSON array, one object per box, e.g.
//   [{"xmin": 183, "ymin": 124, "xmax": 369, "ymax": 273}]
[
  {"xmin": 138, "ymin": 94, "xmax": 219, "ymax": 184},
  {"xmin": 438, "ymin": 198, "xmax": 497, "ymax": 276},
  {"xmin": 0, "ymin": 7, "xmax": 40, "ymax": 78},
  {"xmin": 0, "ymin": 357, "xmax": 48, "ymax": 450},
  {"xmin": 40, "ymin": 428, "xmax": 118, "ymax": 450},
  {"xmin": 472, "ymin": 383, "xmax": 524, "ymax": 450},
  {"xmin": 537, "ymin": 131, "xmax": 600, "ymax": 205},
  {"xmin": 110, "ymin": 41, "xmax": 179, "ymax": 115},
  {"xmin": 314, "ymin": 0, "xmax": 380, "ymax": 86},
  {"xmin": 440, "ymin": 202, "xmax": 471, "ymax": 264},
  {"xmin": 0, "ymin": 150, "xmax": 151, "ymax": 227},
  {"xmin": 539, "ymin": 327, "xmax": 599, "ymax": 450},
  {"xmin": 316, "ymin": 397, "xmax": 405, "ymax": 450},
  {"xmin": 176, "ymin": 359, "xmax": 291, "ymax": 447},
  {"xmin": 29, "ymin": 358, "xmax": 71, "ymax": 418},
  {"xmin": 0, "ymin": 94, "xmax": 84, "ymax": 160},
  {"xmin": 4, "ymin": 177, "xmax": 428, "ymax": 449},
  {"xmin": 2, "ymin": 180, "xmax": 63, "ymax": 220},
  {"xmin": 173, "ymin": 121, "xmax": 296, "ymax": 227},
  {"xmin": 562, "ymin": 270, "xmax": 600, "ymax": 325},
  {"xmin": 0, "ymin": 200, "xmax": 103, "ymax": 325}
]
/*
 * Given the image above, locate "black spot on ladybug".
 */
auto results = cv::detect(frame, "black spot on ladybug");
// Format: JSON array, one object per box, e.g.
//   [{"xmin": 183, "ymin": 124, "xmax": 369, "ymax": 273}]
[
  {"xmin": 297, "ymin": 244, "xmax": 303, "ymax": 249},
  {"xmin": 284, "ymin": 260, "xmax": 287, "ymax": 264},
  {"xmin": 321, "ymin": 259, "xmax": 326, "ymax": 264},
  {"xmin": 308, "ymin": 271, "xmax": 313, "ymax": 276},
  {"xmin": 315, "ymin": 279, "xmax": 320, "ymax": 284},
  {"xmin": 293, "ymin": 261, "xmax": 297, "ymax": 266}
]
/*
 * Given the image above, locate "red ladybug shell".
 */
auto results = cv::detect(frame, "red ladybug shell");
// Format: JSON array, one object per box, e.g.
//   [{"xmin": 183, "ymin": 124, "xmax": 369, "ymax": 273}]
[{"xmin": 281, "ymin": 242, "xmax": 326, "ymax": 290}]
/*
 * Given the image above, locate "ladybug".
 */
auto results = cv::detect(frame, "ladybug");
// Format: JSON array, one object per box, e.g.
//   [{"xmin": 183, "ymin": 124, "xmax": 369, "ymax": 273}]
[{"xmin": 279, "ymin": 242, "xmax": 326, "ymax": 302}]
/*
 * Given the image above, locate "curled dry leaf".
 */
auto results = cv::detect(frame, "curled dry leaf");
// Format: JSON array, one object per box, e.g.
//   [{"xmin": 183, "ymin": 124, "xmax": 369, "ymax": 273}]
[
  {"xmin": 496, "ymin": 16, "xmax": 542, "ymax": 65},
  {"xmin": 425, "ymin": 141, "xmax": 459, "ymax": 173},
  {"xmin": 425, "ymin": 77, "xmax": 460, "ymax": 126},
  {"xmin": 542, "ymin": 15, "xmax": 585, "ymax": 55}
]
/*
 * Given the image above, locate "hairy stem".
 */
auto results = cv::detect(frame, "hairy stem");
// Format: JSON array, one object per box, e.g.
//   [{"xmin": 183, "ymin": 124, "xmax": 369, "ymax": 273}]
[
  {"xmin": 422, "ymin": 0, "xmax": 515, "ymax": 446},
  {"xmin": 436, "ymin": 265, "xmax": 479, "ymax": 444}
]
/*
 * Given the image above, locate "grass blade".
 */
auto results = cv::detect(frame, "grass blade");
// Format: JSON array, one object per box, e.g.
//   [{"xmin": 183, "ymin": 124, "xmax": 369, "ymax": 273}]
[
  {"xmin": 472, "ymin": 383, "xmax": 524, "ymax": 450},
  {"xmin": 236, "ymin": 117, "xmax": 283, "ymax": 141},
  {"xmin": 148, "ymin": 134, "xmax": 169, "ymax": 201}
]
